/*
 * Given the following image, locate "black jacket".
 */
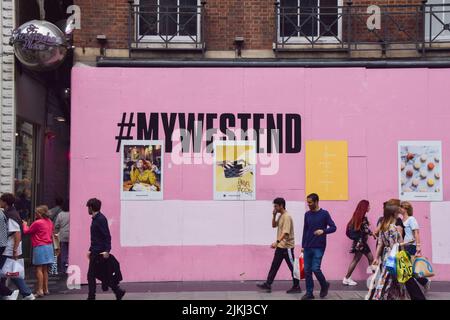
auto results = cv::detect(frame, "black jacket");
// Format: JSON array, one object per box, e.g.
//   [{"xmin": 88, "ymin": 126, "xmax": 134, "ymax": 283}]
[
  {"xmin": 93, "ymin": 254, "xmax": 123, "ymax": 290},
  {"xmin": 89, "ymin": 212, "xmax": 112, "ymax": 254}
]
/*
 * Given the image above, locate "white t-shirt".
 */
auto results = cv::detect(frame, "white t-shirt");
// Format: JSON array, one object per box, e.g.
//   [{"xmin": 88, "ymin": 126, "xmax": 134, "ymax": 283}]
[
  {"xmin": 404, "ymin": 216, "xmax": 419, "ymax": 245},
  {"xmin": 3, "ymin": 219, "xmax": 22, "ymax": 256}
]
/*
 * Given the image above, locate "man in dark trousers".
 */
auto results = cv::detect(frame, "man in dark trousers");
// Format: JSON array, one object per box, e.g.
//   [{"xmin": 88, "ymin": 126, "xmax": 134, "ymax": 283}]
[
  {"xmin": 257, "ymin": 198, "xmax": 302, "ymax": 294},
  {"xmin": 301, "ymin": 193, "xmax": 336, "ymax": 300},
  {"xmin": 86, "ymin": 198, "xmax": 125, "ymax": 300}
]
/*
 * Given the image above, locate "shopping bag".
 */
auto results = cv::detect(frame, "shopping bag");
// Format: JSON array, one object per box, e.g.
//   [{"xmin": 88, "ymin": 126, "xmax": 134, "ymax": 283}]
[
  {"xmin": 412, "ymin": 256, "xmax": 435, "ymax": 278},
  {"xmin": 396, "ymin": 250, "xmax": 413, "ymax": 284},
  {"xmin": 293, "ymin": 254, "xmax": 305, "ymax": 280},
  {"xmin": 0, "ymin": 258, "xmax": 25, "ymax": 279},
  {"xmin": 384, "ymin": 243, "xmax": 399, "ymax": 276}
]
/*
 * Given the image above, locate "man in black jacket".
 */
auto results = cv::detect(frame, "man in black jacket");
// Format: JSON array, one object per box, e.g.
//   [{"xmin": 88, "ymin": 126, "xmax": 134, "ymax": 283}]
[{"xmin": 86, "ymin": 198, "xmax": 125, "ymax": 300}]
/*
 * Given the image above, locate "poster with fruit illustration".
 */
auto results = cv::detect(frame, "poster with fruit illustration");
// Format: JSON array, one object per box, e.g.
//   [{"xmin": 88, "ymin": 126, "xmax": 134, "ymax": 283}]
[{"xmin": 398, "ymin": 141, "xmax": 443, "ymax": 201}]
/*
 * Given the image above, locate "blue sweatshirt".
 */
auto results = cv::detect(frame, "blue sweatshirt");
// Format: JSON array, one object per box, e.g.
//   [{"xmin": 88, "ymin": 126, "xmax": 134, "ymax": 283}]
[{"xmin": 302, "ymin": 208, "xmax": 337, "ymax": 249}]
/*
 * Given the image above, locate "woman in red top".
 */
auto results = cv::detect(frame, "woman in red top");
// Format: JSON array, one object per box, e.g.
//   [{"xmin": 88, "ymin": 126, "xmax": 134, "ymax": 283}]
[{"xmin": 23, "ymin": 205, "xmax": 54, "ymax": 297}]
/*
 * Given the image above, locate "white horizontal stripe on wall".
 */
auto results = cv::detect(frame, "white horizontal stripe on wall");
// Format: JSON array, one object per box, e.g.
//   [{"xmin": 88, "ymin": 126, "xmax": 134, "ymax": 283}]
[{"xmin": 120, "ymin": 200, "xmax": 305, "ymax": 246}]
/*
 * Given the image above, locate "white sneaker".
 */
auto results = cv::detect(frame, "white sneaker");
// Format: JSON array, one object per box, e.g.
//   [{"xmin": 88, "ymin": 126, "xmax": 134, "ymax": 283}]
[
  {"xmin": 4, "ymin": 289, "xmax": 19, "ymax": 300},
  {"xmin": 343, "ymin": 277, "xmax": 358, "ymax": 286},
  {"xmin": 367, "ymin": 265, "xmax": 375, "ymax": 273},
  {"xmin": 23, "ymin": 294, "xmax": 35, "ymax": 300}
]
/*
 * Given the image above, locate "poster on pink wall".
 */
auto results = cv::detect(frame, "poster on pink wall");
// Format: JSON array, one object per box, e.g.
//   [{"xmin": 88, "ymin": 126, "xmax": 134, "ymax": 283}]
[
  {"xmin": 213, "ymin": 140, "xmax": 256, "ymax": 200},
  {"xmin": 398, "ymin": 140, "xmax": 443, "ymax": 201},
  {"xmin": 120, "ymin": 140, "xmax": 164, "ymax": 200}
]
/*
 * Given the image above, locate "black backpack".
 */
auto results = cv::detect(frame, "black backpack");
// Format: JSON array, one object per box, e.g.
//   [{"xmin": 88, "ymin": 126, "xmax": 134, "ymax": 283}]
[{"xmin": 346, "ymin": 224, "xmax": 361, "ymax": 241}]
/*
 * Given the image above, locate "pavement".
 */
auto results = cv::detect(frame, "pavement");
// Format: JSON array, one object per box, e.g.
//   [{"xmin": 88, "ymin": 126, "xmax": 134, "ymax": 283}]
[{"xmin": 8, "ymin": 275, "xmax": 450, "ymax": 300}]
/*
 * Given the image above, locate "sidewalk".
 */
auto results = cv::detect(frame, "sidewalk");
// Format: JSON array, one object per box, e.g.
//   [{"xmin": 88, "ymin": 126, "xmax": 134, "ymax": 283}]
[{"xmin": 17, "ymin": 276, "xmax": 450, "ymax": 300}]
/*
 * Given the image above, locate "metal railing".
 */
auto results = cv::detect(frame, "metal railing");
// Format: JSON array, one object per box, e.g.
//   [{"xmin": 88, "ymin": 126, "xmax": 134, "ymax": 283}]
[
  {"xmin": 128, "ymin": 1, "xmax": 206, "ymax": 52},
  {"xmin": 274, "ymin": 2, "xmax": 450, "ymax": 55}
]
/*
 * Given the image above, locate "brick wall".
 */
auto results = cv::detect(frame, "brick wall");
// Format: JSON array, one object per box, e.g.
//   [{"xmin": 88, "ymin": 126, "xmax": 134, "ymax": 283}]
[{"xmin": 73, "ymin": 0, "xmax": 431, "ymax": 51}]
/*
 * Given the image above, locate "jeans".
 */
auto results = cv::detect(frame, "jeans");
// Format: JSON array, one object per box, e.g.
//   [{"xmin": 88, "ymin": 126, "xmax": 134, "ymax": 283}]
[
  {"xmin": 0, "ymin": 277, "xmax": 32, "ymax": 297},
  {"xmin": 303, "ymin": 247, "xmax": 328, "ymax": 295},
  {"xmin": 266, "ymin": 247, "xmax": 300, "ymax": 288}
]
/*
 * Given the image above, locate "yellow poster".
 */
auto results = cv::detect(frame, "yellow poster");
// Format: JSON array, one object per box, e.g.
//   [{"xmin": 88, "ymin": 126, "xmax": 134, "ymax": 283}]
[
  {"xmin": 306, "ymin": 140, "xmax": 348, "ymax": 200},
  {"xmin": 213, "ymin": 141, "xmax": 256, "ymax": 200}
]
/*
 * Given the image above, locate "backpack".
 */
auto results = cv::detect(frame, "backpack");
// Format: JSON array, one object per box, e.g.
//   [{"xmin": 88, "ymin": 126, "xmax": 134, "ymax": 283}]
[{"xmin": 346, "ymin": 224, "xmax": 361, "ymax": 240}]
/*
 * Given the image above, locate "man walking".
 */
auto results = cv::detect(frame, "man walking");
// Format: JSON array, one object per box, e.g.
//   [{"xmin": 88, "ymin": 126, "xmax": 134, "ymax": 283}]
[
  {"xmin": 257, "ymin": 198, "xmax": 302, "ymax": 294},
  {"xmin": 301, "ymin": 193, "xmax": 336, "ymax": 300},
  {"xmin": 86, "ymin": 198, "xmax": 125, "ymax": 300}
]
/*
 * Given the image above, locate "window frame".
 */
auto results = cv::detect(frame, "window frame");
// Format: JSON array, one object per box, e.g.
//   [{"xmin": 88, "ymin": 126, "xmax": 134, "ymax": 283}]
[
  {"xmin": 136, "ymin": 0, "xmax": 202, "ymax": 44},
  {"xmin": 425, "ymin": 0, "xmax": 450, "ymax": 42},
  {"xmin": 277, "ymin": 0, "xmax": 343, "ymax": 44}
]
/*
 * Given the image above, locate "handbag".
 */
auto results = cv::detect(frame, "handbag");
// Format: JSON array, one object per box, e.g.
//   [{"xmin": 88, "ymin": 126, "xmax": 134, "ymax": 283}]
[
  {"xmin": 412, "ymin": 256, "xmax": 435, "ymax": 278},
  {"xmin": 384, "ymin": 243, "xmax": 399, "ymax": 276},
  {"xmin": 0, "ymin": 258, "xmax": 25, "ymax": 279},
  {"xmin": 396, "ymin": 250, "xmax": 413, "ymax": 284}
]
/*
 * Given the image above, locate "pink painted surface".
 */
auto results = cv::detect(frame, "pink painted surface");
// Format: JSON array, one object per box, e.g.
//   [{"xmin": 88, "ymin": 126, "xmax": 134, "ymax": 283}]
[{"xmin": 70, "ymin": 67, "xmax": 450, "ymax": 283}]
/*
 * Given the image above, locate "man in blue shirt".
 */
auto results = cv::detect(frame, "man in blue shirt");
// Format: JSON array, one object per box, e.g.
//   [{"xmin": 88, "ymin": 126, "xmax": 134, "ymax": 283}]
[
  {"xmin": 86, "ymin": 198, "xmax": 125, "ymax": 300},
  {"xmin": 301, "ymin": 193, "xmax": 336, "ymax": 300}
]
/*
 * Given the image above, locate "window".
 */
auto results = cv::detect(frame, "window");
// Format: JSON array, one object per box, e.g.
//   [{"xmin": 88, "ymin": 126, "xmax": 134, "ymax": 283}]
[
  {"xmin": 278, "ymin": 0, "xmax": 342, "ymax": 43},
  {"xmin": 137, "ymin": 0, "xmax": 200, "ymax": 42},
  {"xmin": 425, "ymin": 0, "xmax": 450, "ymax": 41}
]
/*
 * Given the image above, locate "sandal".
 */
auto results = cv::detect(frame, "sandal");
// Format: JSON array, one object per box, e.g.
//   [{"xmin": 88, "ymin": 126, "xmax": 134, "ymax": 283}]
[{"xmin": 34, "ymin": 292, "xmax": 45, "ymax": 298}]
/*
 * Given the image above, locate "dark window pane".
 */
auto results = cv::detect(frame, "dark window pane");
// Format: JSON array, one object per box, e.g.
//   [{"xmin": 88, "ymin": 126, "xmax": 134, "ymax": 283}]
[
  {"xmin": 179, "ymin": 0, "xmax": 198, "ymax": 36},
  {"xmin": 139, "ymin": 0, "xmax": 158, "ymax": 36},
  {"xmin": 280, "ymin": 0, "xmax": 298, "ymax": 38},
  {"xmin": 319, "ymin": 0, "xmax": 338, "ymax": 37},
  {"xmin": 159, "ymin": 0, "xmax": 177, "ymax": 36},
  {"xmin": 300, "ymin": 0, "xmax": 318, "ymax": 37}
]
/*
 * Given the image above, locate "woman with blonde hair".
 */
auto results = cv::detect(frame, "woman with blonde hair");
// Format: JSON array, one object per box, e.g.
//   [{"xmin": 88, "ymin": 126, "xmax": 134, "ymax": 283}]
[{"xmin": 23, "ymin": 205, "xmax": 54, "ymax": 298}]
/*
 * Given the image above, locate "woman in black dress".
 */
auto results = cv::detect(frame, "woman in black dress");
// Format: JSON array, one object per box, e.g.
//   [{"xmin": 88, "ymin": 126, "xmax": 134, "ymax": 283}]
[{"xmin": 343, "ymin": 200, "xmax": 375, "ymax": 286}]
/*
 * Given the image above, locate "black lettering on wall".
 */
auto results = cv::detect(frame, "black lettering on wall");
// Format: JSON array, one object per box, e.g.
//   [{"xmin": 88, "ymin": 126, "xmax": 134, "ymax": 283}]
[
  {"xmin": 161, "ymin": 113, "xmax": 177, "ymax": 152},
  {"xmin": 137, "ymin": 112, "xmax": 159, "ymax": 140},
  {"xmin": 286, "ymin": 113, "xmax": 302, "ymax": 153},
  {"xmin": 206, "ymin": 113, "xmax": 218, "ymax": 153},
  {"xmin": 178, "ymin": 113, "xmax": 205, "ymax": 153},
  {"xmin": 252, "ymin": 113, "xmax": 265, "ymax": 153},
  {"xmin": 266, "ymin": 113, "xmax": 283, "ymax": 153},
  {"xmin": 219, "ymin": 113, "xmax": 236, "ymax": 141}
]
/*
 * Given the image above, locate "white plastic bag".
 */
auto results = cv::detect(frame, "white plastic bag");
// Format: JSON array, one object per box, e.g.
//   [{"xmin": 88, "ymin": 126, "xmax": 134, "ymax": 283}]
[{"xmin": 0, "ymin": 258, "xmax": 25, "ymax": 279}]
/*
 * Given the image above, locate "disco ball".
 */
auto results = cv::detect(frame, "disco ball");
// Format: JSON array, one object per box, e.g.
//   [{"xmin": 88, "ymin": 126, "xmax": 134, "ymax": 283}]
[{"xmin": 10, "ymin": 20, "xmax": 69, "ymax": 71}]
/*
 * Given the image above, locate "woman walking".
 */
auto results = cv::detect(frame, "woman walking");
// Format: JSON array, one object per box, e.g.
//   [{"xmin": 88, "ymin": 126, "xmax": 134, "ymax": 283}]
[
  {"xmin": 400, "ymin": 201, "xmax": 431, "ymax": 292},
  {"xmin": 343, "ymin": 200, "xmax": 375, "ymax": 286},
  {"xmin": 22, "ymin": 205, "xmax": 54, "ymax": 298},
  {"xmin": 370, "ymin": 204, "xmax": 406, "ymax": 300}
]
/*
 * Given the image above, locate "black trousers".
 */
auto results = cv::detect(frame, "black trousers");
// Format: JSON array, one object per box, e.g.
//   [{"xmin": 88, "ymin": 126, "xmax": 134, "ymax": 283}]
[
  {"xmin": 87, "ymin": 253, "xmax": 120, "ymax": 298},
  {"xmin": 405, "ymin": 277, "xmax": 426, "ymax": 300},
  {"xmin": 0, "ymin": 247, "xmax": 12, "ymax": 297},
  {"xmin": 266, "ymin": 247, "xmax": 300, "ymax": 287}
]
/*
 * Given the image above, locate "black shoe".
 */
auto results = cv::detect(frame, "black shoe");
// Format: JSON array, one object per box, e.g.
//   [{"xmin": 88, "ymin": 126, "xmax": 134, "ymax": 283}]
[
  {"xmin": 301, "ymin": 293, "xmax": 315, "ymax": 300},
  {"xmin": 115, "ymin": 288, "xmax": 126, "ymax": 300},
  {"xmin": 320, "ymin": 281, "xmax": 330, "ymax": 298},
  {"xmin": 256, "ymin": 283, "xmax": 272, "ymax": 293},
  {"xmin": 286, "ymin": 286, "xmax": 302, "ymax": 294},
  {"xmin": 87, "ymin": 296, "xmax": 96, "ymax": 300}
]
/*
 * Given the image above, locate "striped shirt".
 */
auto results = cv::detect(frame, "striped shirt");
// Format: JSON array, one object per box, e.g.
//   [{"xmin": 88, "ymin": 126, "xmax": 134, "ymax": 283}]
[{"xmin": 0, "ymin": 210, "xmax": 7, "ymax": 247}]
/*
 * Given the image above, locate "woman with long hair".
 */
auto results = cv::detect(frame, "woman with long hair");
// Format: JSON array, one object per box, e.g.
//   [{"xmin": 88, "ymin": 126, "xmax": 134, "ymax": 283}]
[
  {"xmin": 370, "ymin": 204, "xmax": 406, "ymax": 300},
  {"xmin": 343, "ymin": 200, "xmax": 375, "ymax": 286},
  {"xmin": 130, "ymin": 159, "xmax": 160, "ymax": 190},
  {"xmin": 22, "ymin": 205, "xmax": 54, "ymax": 298}
]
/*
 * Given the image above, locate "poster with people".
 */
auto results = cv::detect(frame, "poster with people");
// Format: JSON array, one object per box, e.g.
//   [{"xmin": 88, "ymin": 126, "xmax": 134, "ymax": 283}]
[
  {"xmin": 398, "ymin": 140, "xmax": 443, "ymax": 201},
  {"xmin": 121, "ymin": 140, "xmax": 164, "ymax": 200},
  {"xmin": 213, "ymin": 140, "xmax": 256, "ymax": 200}
]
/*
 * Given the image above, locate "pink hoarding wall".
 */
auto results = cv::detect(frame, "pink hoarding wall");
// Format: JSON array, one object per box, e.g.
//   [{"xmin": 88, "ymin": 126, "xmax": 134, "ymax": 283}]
[{"xmin": 70, "ymin": 67, "xmax": 450, "ymax": 283}]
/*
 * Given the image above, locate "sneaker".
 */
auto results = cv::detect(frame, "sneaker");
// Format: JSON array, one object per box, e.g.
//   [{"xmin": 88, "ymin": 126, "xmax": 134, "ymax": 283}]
[
  {"xmin": 23, "ymin": 294, "xmax": 35, "ymax": 300},
  {"xmin": 367, "ymin": 265, "xmax": 375, "ymax": 274},
  {"xmin": 4, "ymin": 290, "xmax": 19, "ymax": 300},
  {"xmin": 115, "ymin": 288, "xmax": 126, "ymax": 300},
  {"xmin": 286, "ymin": 286, "xmax": 302, "ymax": 294},
  {"xmin": 301, "ymin": 293, "xmax": 315, "ymax": 300},
  {"xmin": 320, "ymin": 281, "xmax": 330, "ymax": 298},
  {"xmin": 256, "ymin": 282, "xmax": 272, "ymax": 293},
  {"xmin": 343, "ymin": 277, "xmax": 358, "ymax": 286}
]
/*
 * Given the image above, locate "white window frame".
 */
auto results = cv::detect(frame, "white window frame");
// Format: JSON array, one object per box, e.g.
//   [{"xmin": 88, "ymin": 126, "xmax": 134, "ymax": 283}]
[
  {"xmin": 136, "ymin": 0, "xmax": 201, "ymax": 43},
  {"xmin": 277, "ymin": 0, "xmax": 343, "ymax": 44},
  {"xmin": 425, "ymin": 0, "xmax": 450, "ymax": 42}
]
